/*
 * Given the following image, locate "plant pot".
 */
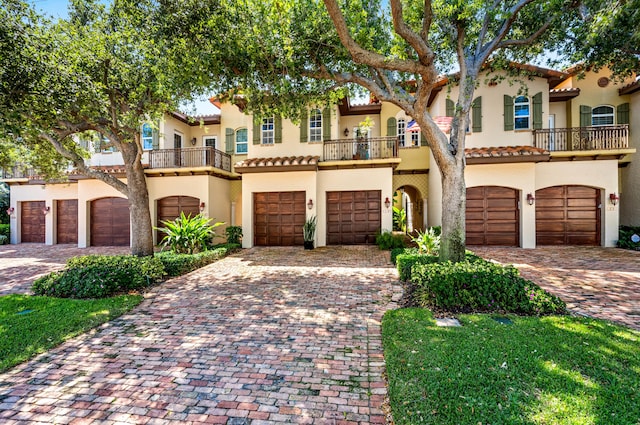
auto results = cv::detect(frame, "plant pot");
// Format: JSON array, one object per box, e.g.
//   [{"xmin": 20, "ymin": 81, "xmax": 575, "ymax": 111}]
[{"xmin": 303, "ymin": 241, "xmax": 314, "ymax": 250}]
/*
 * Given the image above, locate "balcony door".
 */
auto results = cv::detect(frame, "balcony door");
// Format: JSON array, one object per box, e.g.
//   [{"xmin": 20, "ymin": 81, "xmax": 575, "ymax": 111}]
[
  {"xmin": 548, "ymin": 114, "xmax": 555, "ymax": 150},
  {"xmin": 174, "ymin": 132, "xmax": 183, "ymax": 166}
]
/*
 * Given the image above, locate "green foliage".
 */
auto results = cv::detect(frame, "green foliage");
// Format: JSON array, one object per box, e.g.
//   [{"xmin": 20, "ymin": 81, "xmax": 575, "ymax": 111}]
[
  {"xmin": 411, "ymin": 227, "xmax": 441, "ymax": 255},
  {"xmin": 390, "ymin": 247, "xmax": 418, "ymax": 265},
  {"xmin": 32, "ymin": 255, "xmax": 165, "ymax": 299},
  {"xmin": 411, "ymin": 261, "xmax": 566, "ymax": 315},
  {"xmin": 0, "ymin": 224, "xmax": 8, "ymax": 238},
  {"xmin": 224, "ymin": 225, "xmax": 243, "ymax": 245},
  {"xmin": 303, "ymin": 215, "xmax": 317, "ymax": 242},
  {"xmin": 392, "ymin": 206, "xmax": 406, "ymax": 232},
  {"xmin": 155, "ymin": 244, "xmax": 240, "ymax": 276},
  {"xmin": 0, "ymin": 235, "xmax": 7, "ymax": 245},
  {"xmin": 375, "ymin": 230, "xmax": 405, "ymax": 250},
  {"xmin": 396, "ymin": 251, "xmax": 482, "ymax": 281},
  {"xmin": 0, "ymin": 183, "xmax": 9, "ymax": 225},
  {"xmin": 617, "ymin": 225, "xmax": 640, "ymax": 251},
  {"xmin": 382, "ymin": 308, "xmax": 640, "ymax": 425},
  {"xmin": 157, "ymin": 212, "xmax": 224, "ymax": 254},
  {"xmin": 0, "ymin": 294, "xmax": 142, "ymax": 372}
]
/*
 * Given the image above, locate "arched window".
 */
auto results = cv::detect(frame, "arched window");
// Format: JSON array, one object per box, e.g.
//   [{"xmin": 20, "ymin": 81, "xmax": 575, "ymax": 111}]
[
  {"xmin": 592, "ymin": 105, "xmax": 614, "ymax": 126},
  {"xmin": 397, "ymin": 119, "xmax": 406, "ymax": 147},
  {"xmin": 514, "ymin": 96, "xmax": 530, "ymax": 130},
  {"xmin": 236, "ymin": 128, "xmax": 248, "ymax": 154},
  {"xmin": 309, "ymin": 109, "xmax": 322, "ymax": 142}
]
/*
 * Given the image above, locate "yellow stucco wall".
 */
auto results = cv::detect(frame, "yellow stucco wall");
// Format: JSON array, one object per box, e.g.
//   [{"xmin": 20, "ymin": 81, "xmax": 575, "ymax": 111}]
[{"xmin": 621, "ymin": 91, "xmax": 640, "ymax": 225}]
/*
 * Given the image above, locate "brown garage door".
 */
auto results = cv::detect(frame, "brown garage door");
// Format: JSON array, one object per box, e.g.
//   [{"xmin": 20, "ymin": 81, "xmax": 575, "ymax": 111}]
[
  {"xmin": 57, "ymin": 199, "xmax": 78, "ymax": 244},
  {"xmin": 536, "ymin": 185, "xmax": 600, "ymax": 245},
  {"xmin": 466, "ymin": 186, "xmax": 519, "ymax": 246},
  {"xmin": 21, "ymin": 201, "xmax": 45, "ymax": 243},
  {"xmin": 327, "ymin": 190, "xmax": 381, "ymax": 245},
  {"xmin": 90, "ymin": 197, "xmax": 130, "ymax": 246},
  {"xmin": 156, "ymin": 196, "xmax": 200, "ymax": 242},
  {"xmin": 254, "ymin": 191, "xmax": 305, "ymax": 246}
]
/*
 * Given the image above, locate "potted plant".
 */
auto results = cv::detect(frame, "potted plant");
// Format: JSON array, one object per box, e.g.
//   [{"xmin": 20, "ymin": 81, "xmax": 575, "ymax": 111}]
[{"xmin": 303, "ymin": 215, "xmax": 317, "ymax": 249}]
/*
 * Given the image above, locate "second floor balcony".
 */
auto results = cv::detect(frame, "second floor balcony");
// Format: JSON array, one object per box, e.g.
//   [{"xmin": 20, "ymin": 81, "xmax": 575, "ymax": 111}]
[
  {"xmin": 147, "ymin": 147, "xmax": 232, "ymax": 172},
  {"xmin": 533, "ymin": 124, "xmax": 629, "ymax": 152},
  {"xmin": 322, "ymin": 137, "xmax": 399, "ymax": 161}
]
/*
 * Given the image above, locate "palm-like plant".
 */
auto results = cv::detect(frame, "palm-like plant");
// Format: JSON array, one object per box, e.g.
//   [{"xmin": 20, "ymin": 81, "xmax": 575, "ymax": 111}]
[
  {"xmin": 156, "ymin": 212, "xmax": 224, "ymax": 254},
  {"xmin": 411, "ymin": 227, "xmax": 441, "ymax": 255}
]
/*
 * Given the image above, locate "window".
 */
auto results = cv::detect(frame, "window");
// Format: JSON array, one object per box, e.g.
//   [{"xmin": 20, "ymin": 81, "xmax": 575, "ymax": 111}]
[
  {"xmin": 236, "ymin": 128, "xmax": 248, "ymax": 154},
  {"xmin": 410, "ymin": 130, "xmax": 420, "ymax": 147},
  {"xmin": 261, "ymin": 117, "xmax": 274, "ymax": 144},
  {"xmin": 397, "ymin": 119, "xmax": 406, "ymax": 147},
  {"xmin": 203, "ymin": 136, "xmax": 217, "ymax": 149},
  {"xmin": 101, "ymin": 136, "xmax": 116, "ymax": 153},
  {"xmin": 309, "ymin": 109, "xmax": 322, "ymax": 142},
  {"xmin": 514, "ymin": 96, "xmax": 530, "ymax": 130},
  {"xmin": 141, "ymin": 123, "xmax": 154, "ymax": 150},
  {"xmin": 592, "ymin": 105, "xmax": 614, "ymax": 126}
]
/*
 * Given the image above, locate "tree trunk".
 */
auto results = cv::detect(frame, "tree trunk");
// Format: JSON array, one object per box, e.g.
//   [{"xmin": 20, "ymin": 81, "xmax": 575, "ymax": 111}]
[{"xmin": 439, "ymin": 162, "xmax": 466, "ymax": 263}]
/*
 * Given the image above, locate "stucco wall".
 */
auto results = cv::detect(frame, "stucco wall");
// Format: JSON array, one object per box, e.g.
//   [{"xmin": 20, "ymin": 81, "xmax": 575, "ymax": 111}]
[
  {"xmin": 566, "ymin": 70, "xmax": 632, "ymax": 124},
  {"xmin": 620, "ymin": 91, "xmax": 640, "ymax": 225}
]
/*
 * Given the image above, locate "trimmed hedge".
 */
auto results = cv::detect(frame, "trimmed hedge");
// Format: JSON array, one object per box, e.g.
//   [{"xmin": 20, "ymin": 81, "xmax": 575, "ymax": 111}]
[
  {"xmin": 33, "ymin": 255, "xmax": 165, "ymax": 299},
  {"xmin": 390, "ymin": 247, "xmax": 418, "ymax": 265},
  {"xmin": 156, "ymin": 243, "xmax": 240, "ymax": 276},
  {"xmin": 618, "ymin": 225, "xmax": 640, "ymax": 251},
  {"xmin": 376, "ymin": 231, "xmax": 406, "ymax": 250},
  {"xmin": 411, "ymin": 260, "xmax": 566, "ymax": 315},
  {"xmin": 395, "ymin": 250, "xmax": 483, "ymax": 281}
]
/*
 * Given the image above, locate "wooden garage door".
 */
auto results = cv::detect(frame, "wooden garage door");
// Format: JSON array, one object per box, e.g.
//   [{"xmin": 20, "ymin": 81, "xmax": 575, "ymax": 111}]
[
  {"xmin": 254, "ymin": 191, "xmax": 305, "ymax": 246},
  {"xmin": 90, "ymin": 197, "xmax": 130, "ymax": 246},
  {"xmin": 327, "ymin": 190, "xmax": 381, "ymax": 245},
  {"xmin": 536, "ymin": 186, "xmax": 600, "ymax": 245},
  {"xmin": 56, "ymin": 200, "xmax": 78, "ymax": 244},
  {"xmin": 466, "ymin": 186, "xmax": 519, "ymax": 246},
  {"xmin": 156, "ymin": 196, "xmax": 200, "ymax": 242},
  {"xmin": 21, "ymin": 201, "xmax": 45, "ymax": 243}
]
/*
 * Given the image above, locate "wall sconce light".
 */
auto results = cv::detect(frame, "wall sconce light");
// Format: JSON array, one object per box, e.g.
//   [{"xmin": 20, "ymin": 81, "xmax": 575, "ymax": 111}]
[
  {"xmin": 307, "ymin": 199, "xmax": 314, "ymax": 210},
  {"xmin": 190, "ymin": 137, "xmax": 197, "ymax": 146},
  {"xmin": 199, "ymin": 202, "xmax": 205, "ymax": 212},
  {"xmin": 384, "ymin": 197, "xmax": 391, "ymax": 209},
  {"xmin": 343, "ymin": 128, "xmax": 349, "ymax": 137},
  {"xmin": 6, "ymin": 207, "xmax": 14, "ymax": 215},
  {"xmin": 609, "ymin": 193, "xmax": 620, "ymax": 206},
  {"xmin": 526, "ymin": 193, "xmax": 535, "ymax": 206},
  {"xmin": 42, "ymin": 206, "xmax": 50, "ymax": 215}
]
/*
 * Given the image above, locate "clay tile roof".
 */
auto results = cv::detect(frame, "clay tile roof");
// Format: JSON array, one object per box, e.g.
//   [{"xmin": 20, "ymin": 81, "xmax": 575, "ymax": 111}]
[
  {"xmin": 619, "ymin": 79, "xmax": 640, "ymax": 95},
  {"xmin": 465, "ymin": 146, "xmax": 550, "ymax": 164},
  {"xmin": 234, "ymin": 156, "xmax": 320, "ymax": 173}
]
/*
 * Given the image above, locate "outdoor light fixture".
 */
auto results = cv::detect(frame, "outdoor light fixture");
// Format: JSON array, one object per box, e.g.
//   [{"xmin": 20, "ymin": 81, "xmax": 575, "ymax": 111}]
[
  {"xmin": 6, "ymin": 207, "xmax": 14, "ymax": 215},
  {"xmin": 307, "ymin": 199, "xmax": 314, "ymax": 210},
  {"xmin": 609, "ymin": 193, "xmax": 620, "ymax": 206},
  {"xmin": 343, "ymin": 128, "xmax": 349, "ymax": 137},
  {"xmin": 199, "ymin": 202, "xmax": 205, "ymax": 212},
  {"xmin": 526, "ymin": 193, "xmax": 535, "ymax": 206},
  {"xmin": 190, "ymin": 137, "xmax": 197, "ymax": 146},
  {"xmin": 42, "ymin": 206, "xmax": 50, "ymax": 215},
  {"xmin": 384, "ymin": 197, "xmax": 391, "ymax": 209}
]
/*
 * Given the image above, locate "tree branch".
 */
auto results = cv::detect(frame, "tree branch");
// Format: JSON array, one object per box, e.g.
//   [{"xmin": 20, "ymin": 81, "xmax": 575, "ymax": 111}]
[
  {"xmin": 389, "ymin": 0, "xmax": 433, "ymax": 64},
  {"xmin": 497, "ymin": 21, "xmax": 552, "ymax": 48},
  {"xmin": 476, "ymin": 0, "xmax": 501, "ymax": 57},
  {"xmin": 421, "ymin": 0, "xmax": 432, "ymax": 41}
]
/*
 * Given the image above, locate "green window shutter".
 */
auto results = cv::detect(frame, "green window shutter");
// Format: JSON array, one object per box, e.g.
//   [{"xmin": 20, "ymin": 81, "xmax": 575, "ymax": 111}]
[
  {"xmin": 532, "ymin": 92, "xmax": 543, "ymax": 130},
  {"xmin": 386, "ymin": 117, "xmax": 397, "ymax": 136},
  {"xmin": 472, "ymin": 97, "xmax": 482, "ymax": 132},
  {"xmin": 580, "ymin": 105, "xmax": 592, "ymax": 127},
  {"xmin": 446, "ymin": 99, "xmax": 455, "ymax": 117},
  {"xmin": 275, "ymin": 116, "xmax": 282, "ymax": 144},
  {"xmin": 322, "ymin": 106, "xmax": 331, "ymax": 141},
  {"xmin": 252, "ymin": 116, "xmax": 261, "ymax": 145},
  {"xmin": 504, "ymin": 95, "xmax": 514, "ymax": 131},
  {"xmin": 225, "ymin": 128, "xmax": 234, "ymax": 154},
  {"xmin": 152, "ymin": 128, "xmax": 159, "ymax": 150},
  {"xmin": 300, "ymin": 110, "xmax": 308, "ymax": 143},
  {"xmin": 420, "ymin": 131, "xmax": 427, "ymax": 147},
  {"xmin": 617, "ymin": 103, "xmax": 630, "ymax": 124}
]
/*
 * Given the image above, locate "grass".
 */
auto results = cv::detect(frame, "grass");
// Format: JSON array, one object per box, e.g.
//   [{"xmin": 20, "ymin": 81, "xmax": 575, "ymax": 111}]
[
  {"xmin": 382, "ymin": 308, "xmax": 640, "ymax": 425},
  {"xmin": 0, "ymin": 294, "xmax": 143, "ymax": 372}
]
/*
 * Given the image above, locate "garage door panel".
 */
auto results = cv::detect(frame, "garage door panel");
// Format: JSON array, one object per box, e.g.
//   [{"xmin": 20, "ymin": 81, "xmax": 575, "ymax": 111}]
[
  {"xmin": 157, "ymin": 196, "xmax": 200, "ymax": 243},
  {"xmin": 567, "ymin": 221, "xmax": 597, "ymax": 232},
  {"xmin": 56, "ymin": 200, "xmax": 78, "ymax": 245},
  {"xmin": 567, "ymin": 234, "xmax": 598, "ymax": 245},
  {"xmin": 537, "ymin": 198, "xmax": 565, "ymax": 208},
  {"xmin": 537, "ymin": 233, "xmax": 565, "ymax": 245},
  {"xmin": 537, "ymin": 186, "xmax": 565, "ymax": 198},
  {"xmin": 536, "ymin": 210, "xmax": 565, "ymax": 220},
  {"xmin": 567, "ymin": 186, "xmax": 598, "ymax": 198},
  {"xmin": 568, "ymin": 210, "xmax": 597, "ymax": 220},
  {"xmin": 465, "ymin": 186, "xmax": 519, "ymax": 246},
  {"xmin": 254, "ymin": 191, "xmax": 305, "ymax": 246},
  {"xmin": 487, "ymin": 210, "xmax": 517, "ymax": 220},
  {"xmin": 467, "ymin": 199, "xmax": 485, "ymax": 209},
  {"xmin": 537, "ymin": 221, "xmax": 566, "ymax": 232},
  {"xmin": 91, "ymin": 197, "xmax": 130, "ymax": 246},
  {"xmin": 21, "ymin": 201, "xmax": 46, "ymax": 244},
  {"xmin": 466, "ymin": 211, "xmax": 485, "ymax": 221},
  {"xmin": 327, "ymin": 190, "xmax": 381, "ymax": 245}
]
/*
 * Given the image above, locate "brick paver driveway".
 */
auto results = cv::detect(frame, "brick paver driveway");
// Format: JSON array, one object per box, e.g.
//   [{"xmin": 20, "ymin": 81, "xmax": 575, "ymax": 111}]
[
  {"xmin": 0, "ymin": 246, "xmax": 400, "ymax": 424},
  {"xmin": 472, "ymin": 246, "xmax": 640, "ymax": 331}
]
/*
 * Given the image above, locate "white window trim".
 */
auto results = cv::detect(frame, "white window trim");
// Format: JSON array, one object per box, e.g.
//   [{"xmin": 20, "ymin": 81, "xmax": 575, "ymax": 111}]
[
  {"xmin": 397, "ymin": 118, "xmax": 406, "ymax": 147},
  {"xmin": 591, "ymin": 105, "xmax": 615, "ymax": 127},
  {"xmin": 514, "ymin": 96, "xmax": 530, "ymax": 130},
  {"xmin": 141, "ymin": 123, "xmax": 154, "ymax": 151},
  {"xmin": 309, "ymin": 109, "xmax": 322, "ymax": 143},
  {"xmin": 203, "ymin": 136, "xmax": 218, "ymax": 149},
  {"xmin": 174, "ymin": 131, "xmax": 184, "ymax": 149},
  {"xmin": 236, "ymin": 128, "xmax": 248, "ymax": 154},
  {"xmin": 261, "ymin": 117, "xmax": 275, "ymax": 145}
]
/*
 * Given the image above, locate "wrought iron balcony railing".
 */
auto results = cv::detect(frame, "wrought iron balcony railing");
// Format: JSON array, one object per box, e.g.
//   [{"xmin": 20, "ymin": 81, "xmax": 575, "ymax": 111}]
[
  {"xmin": 147, "ymin": 147, "xmax": 232, "ymax": 172},
  {"xmin": 322, "ymin": 137, "xmax": 399, "ymax": 161},
  {"xmin": 533, "ymin": 124, "xmax": 629, "ymax": 152}
]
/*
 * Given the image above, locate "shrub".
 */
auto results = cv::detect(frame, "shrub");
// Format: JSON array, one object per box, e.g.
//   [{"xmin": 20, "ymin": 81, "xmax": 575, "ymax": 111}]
[
  {"xmin": 32, "ymin": 255, "xmax": 165, "ymax": 299},
  {"xmin": 156, "ymin": 243, "xmax": 240, "ymax": 276},
  {"xmin": 392, "ymin": 206, "xmax": 406, "ymax": 232},
  {"xmin": 376, "ymin": 230, "xmax": 405, "ymax": 250},
  {"xmin": 390, "ymin": 247, "xmax": 418, "ymax": 265},
  {"xmin": 411, "ymin": 260, "xmax": 566, "ymax": 315},
  {"xmin": 0, "ymin": 223, "xmax": 9, "ymax": 239},
  {"xmin": 396, "ymin": 250, "xmax": 483, "ymax": 281},
  {"xmin": 224, "ymin": 226, "xmax": 243, "ymax": 245},
  {"xmin": 0, "ymin": 235, "xmax": 7, "ymax": 245},
  {"xmin": 411, "ymin": 227, "xmax": 441, "ymax": 255},
  {"xmin": 157, "ymin": 212, "xmax": 224, "ymax": 254},
  {"xmin": 618, "ymin": 225, "xmax": 640, "ymax": 251}
]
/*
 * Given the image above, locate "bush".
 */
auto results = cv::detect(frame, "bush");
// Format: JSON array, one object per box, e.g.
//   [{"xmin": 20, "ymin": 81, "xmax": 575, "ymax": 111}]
[
  {"xmin": 390, "ymin": 247, "xmax": 419, "ymax": 265},
  {"xmin": 32, "ymin": 255, "xmax": 165, "ymax": 299},
  {"xmin": 411, "ymin": 227, "xmax": 441, "ymax": 255},
  {"xmin": 618, "ymin": 225, "xmax": 640, "ymax": 251},
  {"xmin": 156, "ymin": 243, "xmax": 240, "ymax": 276},
  {"xmin": 411, "ymin": 260, "xmax": 566, "ymax": 315},
  {"xmin": 396, "ymin": 251, "xmax": 482, "ymax": 281},
  {"xmin": 0, "ymin": 235, "xmax": 7, "ymax": 245},
  {"xmin": 157, "ymin": 212, "xmax": 224, "ymax": 254},
  {"xmin": 376, "ymin": 230, "xmax": 405, "ymax": 250},
  {"xmin": 224, "ymin": 226, "xmax": 243, "ymax": 245},
  {"xmin": 0, "ymin": 223, "xmax": 9, "ymax": 239}
]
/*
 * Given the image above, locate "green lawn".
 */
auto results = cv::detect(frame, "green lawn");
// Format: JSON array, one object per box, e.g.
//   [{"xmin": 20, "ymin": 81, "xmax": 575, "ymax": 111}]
[
  {"xmin": 0, "ymin": 294, "xmax": 143, "ymax": 372},
  {"xmin": 382, "ymin": 308, "xmax": 640, "ymax": 425}
]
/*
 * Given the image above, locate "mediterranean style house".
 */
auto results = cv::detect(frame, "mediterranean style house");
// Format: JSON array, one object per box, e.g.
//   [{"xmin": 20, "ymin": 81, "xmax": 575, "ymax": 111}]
[{"xmin": 3, "ymin": 65, "xmax": 638, "ymax": 249}]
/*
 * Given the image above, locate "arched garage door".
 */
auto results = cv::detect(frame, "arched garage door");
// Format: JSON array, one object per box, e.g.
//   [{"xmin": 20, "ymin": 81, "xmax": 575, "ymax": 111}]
[
  {"xmin": 90, "ymin": 197, "xmax": 130, "ymax": 246},
  {"xmin": 536, "ymin": 185, "xmax": 600, "ymax": 245},
  {"xmin": 21, "ymin": 201, "xmax": 46, "ymax": 243},
  {"xmin": 156, "ymin": 196, "xmax": 200, "ymax": 242},
  {"xmin": 466, "ymin": 186, "xmax": 519, "ymax": 246}
]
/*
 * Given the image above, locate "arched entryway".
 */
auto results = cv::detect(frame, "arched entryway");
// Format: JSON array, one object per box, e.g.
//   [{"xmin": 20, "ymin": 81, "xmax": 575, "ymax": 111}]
[{"xmin": 393, "ymin": 185, "xmax": 425, "ymax": 233}]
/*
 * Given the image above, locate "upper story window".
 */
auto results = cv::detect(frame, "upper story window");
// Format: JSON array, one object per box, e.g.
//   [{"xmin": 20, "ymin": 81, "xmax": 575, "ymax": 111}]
[
  {"xmin": 592, "ymin": 105, "xmax": 614, "ymax": 126},
  {"xmin": 101, "ymin": 136, "xmax": 117, "ymax": 153},
  {"xmin": 309, "ymin": 109, "xmax": 322, "ymax": 142},
  {"xmin": 397, "ymin": 119, "xmax": 406, "ymax": 147},
  {"xmin": 236, "ymin": 128, "xmax": 248, "ymax": 154},
  {"xmin": 141, "ymin": 123, "xmax": 154, "ymax": 150},
  {"xmin": 261, "ymin": 117, "xmax": 274, "ymax": 144},
  {"xmin": 203, "ymin": 136, "xmax": 217, "ymax": 149},
  {"xmin": 514, "ymin": 96, "xmax": 530, "ymax": 130}
]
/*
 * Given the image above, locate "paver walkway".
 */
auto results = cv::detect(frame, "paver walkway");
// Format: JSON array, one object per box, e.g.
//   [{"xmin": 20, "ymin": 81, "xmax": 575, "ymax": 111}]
[
  {"xmin": 0, "ymin": 246, "xmax": 401, "ymax": 424},
  {"xmin": 471, "ymin": 246, "xmax": 640, "ymax": 331}
]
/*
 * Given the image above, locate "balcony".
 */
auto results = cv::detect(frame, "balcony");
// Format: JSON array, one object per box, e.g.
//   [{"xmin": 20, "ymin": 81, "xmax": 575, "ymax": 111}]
[
  {"xmin": 1, "ymin": 167, "xmax": 38, "ymax": 180},
  {"xmin": 147, "ymin": 147, "xmax": 232, "ymax": 172},
  {"xmin": 533, "ymin": 125, "xmax": 629, "ymax": 152},
  {"xmin": 322, "ymin": 137, "xmax": 399, "ymax": 161}
]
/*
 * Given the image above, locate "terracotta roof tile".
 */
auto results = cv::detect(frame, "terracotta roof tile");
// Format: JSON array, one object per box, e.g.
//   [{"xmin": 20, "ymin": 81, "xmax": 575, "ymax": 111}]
[
  {"xmin": 234, "ymin": 156, "xmax": 320, "ymax": 173},
  {"xmin": 465, "ymin": 146, "xmax": 550, "ymax": 164}
]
